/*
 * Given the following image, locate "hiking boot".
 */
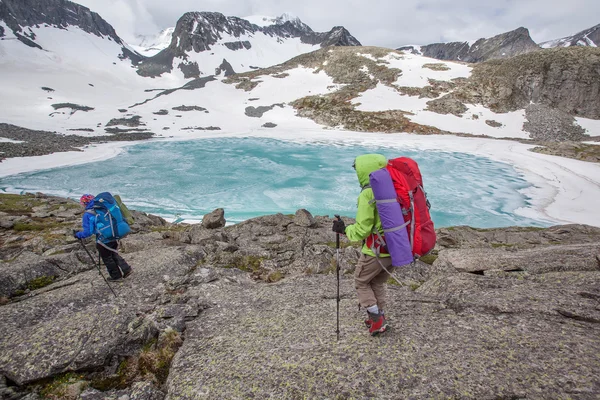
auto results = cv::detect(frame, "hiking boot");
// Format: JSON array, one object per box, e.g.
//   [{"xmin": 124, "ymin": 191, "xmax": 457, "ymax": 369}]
[
  {"xmin": 368, "ymin": 312, "xmax": 389, "ymax": 336},
  {"xmin": 122, "ymin": 269, "xmax": 133, "ymax": 279},
  {"xmin": 364, "ymin": 311, "xmax": 385, "ymax": 329},
  {"xmin": 106, "ymin": 276, "xmax": 122, "ymax": 282}
]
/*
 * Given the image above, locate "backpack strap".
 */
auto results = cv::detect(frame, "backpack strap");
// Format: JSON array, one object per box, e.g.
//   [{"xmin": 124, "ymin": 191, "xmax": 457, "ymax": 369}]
[
  {"xmin": 368, "ymin": 228, "xmax": 388, "ymax": 257},
  {"xmin": 418, "ymin": 184, "xmax": 432, "ymax": 210},
  {"xmin": 97, "ymin": 240, "xmax": 119, "ymax": 253},
  {"xmin": 373, "ymin": 196, "xmax": 411, "ymax": 233},
  {"xmin": 408, "ymin": 191, "xmax": 415, "ymax": 252}
]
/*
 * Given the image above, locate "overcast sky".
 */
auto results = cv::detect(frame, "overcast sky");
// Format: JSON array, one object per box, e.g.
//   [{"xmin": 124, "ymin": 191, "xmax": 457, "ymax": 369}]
[{"xmin": 74, "ymin": 0, "xmax": 599, "ymax": 47}]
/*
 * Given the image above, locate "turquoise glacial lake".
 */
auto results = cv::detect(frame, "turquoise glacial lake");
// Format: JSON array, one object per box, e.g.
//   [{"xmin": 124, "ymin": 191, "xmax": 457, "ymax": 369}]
[{"xmin": 0, "ymin": 137, "xmax": 550, "ymax": 228}]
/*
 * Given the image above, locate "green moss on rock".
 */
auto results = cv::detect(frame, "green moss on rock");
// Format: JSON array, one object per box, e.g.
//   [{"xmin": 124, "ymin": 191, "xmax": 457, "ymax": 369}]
[{"xmin": 26, "ymin": 275, "xmax": 56, "ymax": 290}]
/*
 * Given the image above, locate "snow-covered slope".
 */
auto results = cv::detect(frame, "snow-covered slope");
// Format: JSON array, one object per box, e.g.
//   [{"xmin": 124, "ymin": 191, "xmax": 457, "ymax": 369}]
[
  {"xmin": 0, "ymin": 0, "xmax": 142, "ymax": 65},
  {"xmin": 540, "ymin": 23, "xmax": 600, "ymax": 48},
  {"xmin": 3, "ymin": 40, "xmax": 598, "ymax": 142},
  {"xmin": 0, "ymin": 0, "xmax": 183, "ymax": 133}
]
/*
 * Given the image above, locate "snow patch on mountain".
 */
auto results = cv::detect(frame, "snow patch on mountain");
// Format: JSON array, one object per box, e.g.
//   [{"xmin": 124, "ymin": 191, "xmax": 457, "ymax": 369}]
[
  {"xmin": 352, "ymin": 83, "xmax": 429, "ymax": 113},
  {"xmin": 410, "ymin": 106, "xmax": 529, "ymax": 139},
  {"xmin": 170, "ymin": 31, "xmax": 319, "ymax": 77},
  {"xmin": 352, "ymin": 83, "xmax": 529, "ymax": 139},
  {"xmin": 575, "ymin": 117, "xmax": 600, "ymax": 135},
  {"xmin": 540, "ymin": 24, "xmax": 600, "ymax": 48},
  {"xmin": 387, "ymin": 53, "xmax": 472, "ymax": 88},
  {"xmin": 127, "ymin": 66, "xmax": 339, "ymax": 134},
  {"xmin": 243, "ymin": 13, "xmax": 302, "ymax": 28},
  {"xmin": 132, "ymin": 27, "xmax": 174, "ymax": 56}
]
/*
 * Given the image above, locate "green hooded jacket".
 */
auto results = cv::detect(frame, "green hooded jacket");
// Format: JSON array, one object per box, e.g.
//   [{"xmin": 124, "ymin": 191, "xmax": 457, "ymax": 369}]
[{"xmin": 344, "ymin": 154, "xmax": 390, "ymax": 257}]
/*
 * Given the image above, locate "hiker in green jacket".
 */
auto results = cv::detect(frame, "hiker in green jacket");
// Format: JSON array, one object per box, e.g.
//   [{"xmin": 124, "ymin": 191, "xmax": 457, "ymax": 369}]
[{"xmin": 332, "ymin": 154, "xmax": 391, "ymax": 336}]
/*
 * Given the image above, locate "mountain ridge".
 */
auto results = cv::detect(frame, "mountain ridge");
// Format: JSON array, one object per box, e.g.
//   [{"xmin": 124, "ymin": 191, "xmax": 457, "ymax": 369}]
[
  {"xmin": 0, "ymin": 0, "xmax": 142, "ymax": 63},
  {"xmin": 137, "ymin": 11, "xmax": 361, "ymax": 78},
  {"xmin": 398, "ymin": 27, "xmax": 540, "ymax": 63},
  {"xmin": 541, "ymin": 23, "xmax": 600, "ymax": 48}
]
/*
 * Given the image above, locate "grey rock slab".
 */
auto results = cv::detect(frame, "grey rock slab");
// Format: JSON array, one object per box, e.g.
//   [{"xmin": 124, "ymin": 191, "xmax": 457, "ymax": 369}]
[
  {"xmin": 165, "ymin": 274, "xmax": 600, "ymax": 399},
  {"xmin": 80, "ymin": 388, "xmax": 130, "ymax": 400},
  {"xmin": 417, "ymin": 270, "xmax": 600, "ymax": 323},
  {"xmin": 0, "ymin": 246, "xmax": 202, "ymax": 386},
  {"xmin": 130, "ymin": 381, "xmax": 165, "ymax": 400},
  {"xmin": 0, "ymin": 304, "xmax": 136, "ymax": 385},
  {"xmin": 437, "ymin": 243, "xmax": 600, "ymax": 274},
  {"xmin": 0, "ymin": 251, "xmax": 90, "ymax": 297},
  {"xmin": 435, "ymin": 224, "xmax": 600, "ymax": 249}
]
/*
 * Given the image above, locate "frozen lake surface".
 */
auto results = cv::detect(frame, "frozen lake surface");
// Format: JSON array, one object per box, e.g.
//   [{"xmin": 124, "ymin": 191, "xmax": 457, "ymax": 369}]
[{"xmin": 0, "ymin": 137, "xmax": 552, "ymax": 228}]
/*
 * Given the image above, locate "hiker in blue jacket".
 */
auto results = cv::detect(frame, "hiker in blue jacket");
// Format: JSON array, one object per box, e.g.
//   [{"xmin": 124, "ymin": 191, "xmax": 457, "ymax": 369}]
[{"xmin": 74, "ymin": 194, "xmax": 133, "ymax": 281}]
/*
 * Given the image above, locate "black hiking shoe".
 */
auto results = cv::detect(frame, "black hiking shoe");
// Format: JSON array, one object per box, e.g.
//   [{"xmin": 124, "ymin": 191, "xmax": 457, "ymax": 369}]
[
  {"xmin": 107, "ymin": 276, "xmax": 122, "ymax": 282},
  {"xmin": 123, "ymin": 269, "xmax": 133, "ymax": 279}
]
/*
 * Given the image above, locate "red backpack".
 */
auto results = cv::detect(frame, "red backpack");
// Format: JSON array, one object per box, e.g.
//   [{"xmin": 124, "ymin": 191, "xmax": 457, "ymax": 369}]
[
  {"xmin": 366, "ymin": 157, "xmax": 436, "ymax": 258},
  {"xmin": 388, "ymin": 157, "xmax": 436, "ymax": 257}
]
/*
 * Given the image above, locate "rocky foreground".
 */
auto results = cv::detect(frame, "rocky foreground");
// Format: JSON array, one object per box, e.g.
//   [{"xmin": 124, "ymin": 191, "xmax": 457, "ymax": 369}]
[{"xmin": 0, "ymin": 193, "xmax": 599, "ymax": 399}]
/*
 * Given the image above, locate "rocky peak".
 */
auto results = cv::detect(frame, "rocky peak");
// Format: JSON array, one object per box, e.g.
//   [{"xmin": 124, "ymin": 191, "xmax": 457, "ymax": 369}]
[
  {"xmin": 173, "ymin": 11, "xmax": 256, "ymax": 54},
  {"xmin": 137, "ymin": 11, "xmax": 360, "ymax": 78},
  {"xmin": 540, "ymin": 23, "xmax": 600, "ymax": 48},
  {"xmin": 398, "ymin": 27, "xmax": 540, "ymax": 63},
  {"xmin": 319, "ymin": 26, "xmax": 362, "ymax": 47},
  {"xmin": 0, "ymin": 0, "xmax": 142, "ymax": 63},
  {"xmin": 168, "ymin": 11, "xmax": 359, "ymax": 54}
]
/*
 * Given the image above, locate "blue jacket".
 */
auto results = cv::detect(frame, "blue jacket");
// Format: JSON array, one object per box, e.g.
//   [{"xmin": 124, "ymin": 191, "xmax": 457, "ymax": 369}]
[{"xmin": 76, "ymin": 201, "xmax": 96, "ymax": 240}]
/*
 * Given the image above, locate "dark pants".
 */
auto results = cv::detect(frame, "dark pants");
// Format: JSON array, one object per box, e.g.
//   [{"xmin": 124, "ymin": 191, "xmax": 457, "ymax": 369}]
[{"xmin": 97, "ymin": 241, "xmax": 131, "ymax": 279}]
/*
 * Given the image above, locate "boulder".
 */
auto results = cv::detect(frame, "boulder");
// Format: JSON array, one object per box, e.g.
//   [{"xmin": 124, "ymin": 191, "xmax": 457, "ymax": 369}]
[
  {"xmin": 201, "ymin": 208, "xmax": 225, "ymax": 229},
  {"xmin": 294, "ymin": 209, "xmax": 316, "ymax": 227}
]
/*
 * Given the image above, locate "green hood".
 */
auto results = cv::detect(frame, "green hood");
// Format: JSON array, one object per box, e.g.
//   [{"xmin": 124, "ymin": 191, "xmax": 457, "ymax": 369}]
[{"xmin": 354, "ymin": 154, "xmax": 387, "ymax": 187}]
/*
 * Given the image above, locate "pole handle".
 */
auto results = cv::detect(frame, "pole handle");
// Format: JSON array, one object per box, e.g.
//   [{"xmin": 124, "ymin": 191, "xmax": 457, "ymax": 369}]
[{"xmin": 334, "ymin": 215, "xmax": 341, "ymax": 249}]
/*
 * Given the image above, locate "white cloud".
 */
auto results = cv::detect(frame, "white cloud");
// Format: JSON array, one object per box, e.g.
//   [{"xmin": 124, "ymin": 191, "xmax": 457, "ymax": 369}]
[
  {"xmin": 72, "ymin": 0, "xmax": 600, "ymax": 48},
  {"xmin": 75, "ymin": 0, "xmax": 159, "ymax": 43}
]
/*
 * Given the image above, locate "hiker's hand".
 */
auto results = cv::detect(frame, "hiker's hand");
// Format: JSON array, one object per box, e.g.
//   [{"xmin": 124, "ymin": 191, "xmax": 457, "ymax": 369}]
[
  {"xmin": 332, "ymin": 219, "xmax": 346, "ymax": 234},
  {"xmin": 72, "ymin": 230, "xmax": 79, "ymax": 239}
]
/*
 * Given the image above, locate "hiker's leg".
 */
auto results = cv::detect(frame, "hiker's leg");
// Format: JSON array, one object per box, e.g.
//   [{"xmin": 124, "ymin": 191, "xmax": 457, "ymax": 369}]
[
  {"xmin": 371, "ymin": 257, "xmax": 393, "ymax": 311},
  {"xmin": 354, "ymin": 254, "xmax": 385, "ymax": 309},
  {"xmin": 110, "ymin": 241, "xmax": 131, "ymax": 275},
  {"xmin": 97, "ymin": 242, "xmax": 122, "ymax": 279}
]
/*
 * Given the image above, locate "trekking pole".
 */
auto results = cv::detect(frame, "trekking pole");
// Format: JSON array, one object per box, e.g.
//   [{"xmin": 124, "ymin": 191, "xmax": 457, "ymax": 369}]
[
  {"xmin": 78, "ymin": 238, "xmax": 118, "ymax": 297},
  {"xmin": 334, "ymin": 215, "xmax": 341, "ymax": 341}
]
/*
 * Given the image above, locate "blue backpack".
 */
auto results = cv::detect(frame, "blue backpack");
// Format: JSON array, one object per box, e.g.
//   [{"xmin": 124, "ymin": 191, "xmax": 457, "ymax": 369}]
[{"xmin": 93, "ymin": 192, "xmax": 131, "ymax": 242}]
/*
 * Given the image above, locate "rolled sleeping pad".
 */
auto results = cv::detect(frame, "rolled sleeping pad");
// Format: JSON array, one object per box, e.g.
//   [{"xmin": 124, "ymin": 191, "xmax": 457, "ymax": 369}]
[{"xmin": 369, "ymin": 168, "xmax": 414, "ymax": 267}]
